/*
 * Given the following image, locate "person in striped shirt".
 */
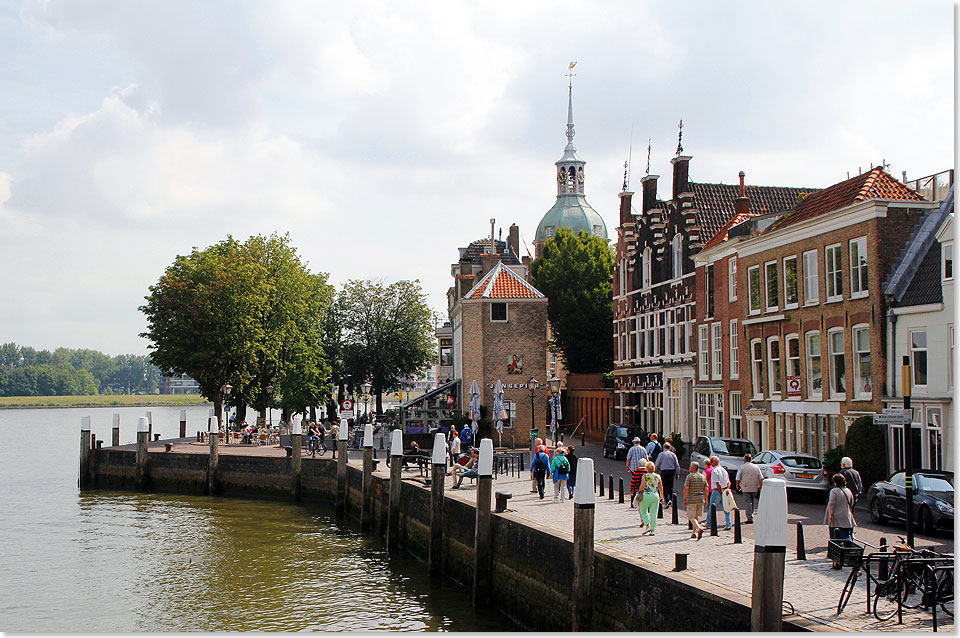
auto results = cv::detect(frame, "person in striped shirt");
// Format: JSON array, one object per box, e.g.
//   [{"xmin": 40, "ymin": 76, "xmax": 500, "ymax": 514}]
[{"xmin": 626, "ymin": 437, "xmax": 648, "ymax": 508}]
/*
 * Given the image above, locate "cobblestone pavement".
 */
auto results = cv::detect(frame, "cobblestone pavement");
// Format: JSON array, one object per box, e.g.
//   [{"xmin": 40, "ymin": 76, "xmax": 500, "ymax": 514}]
[{"xmin": 439, "ymin": 466, "xmax": 954, "ymax": 633}]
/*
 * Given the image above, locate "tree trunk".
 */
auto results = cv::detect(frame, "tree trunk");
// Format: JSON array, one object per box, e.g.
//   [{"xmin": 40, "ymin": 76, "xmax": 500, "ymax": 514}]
[
  {"xmin": 237, "ymin": 400, "xmax": 248, "ymax": 423},
  {"xmin": 376, "ymin": 391, "xmax": 383, "ymax": 414},
  {"xmin": 337, "ymin": 382, "xmax": 345, "ymax": 406},
  {"xmin": 214, "ymin": 396, "xmax": 223, "ymax": 430}
]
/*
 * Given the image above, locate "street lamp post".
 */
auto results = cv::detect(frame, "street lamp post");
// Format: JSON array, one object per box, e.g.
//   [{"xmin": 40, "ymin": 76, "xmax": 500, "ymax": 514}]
[
  {"xmin": 265, "ymin": 385, "xmax": 274, "ymax": 430},
  {"xmin": 221, "ymin": 383, "xmax": 233, "ymax": 443},
  {"xmin": 527, "ymin": 377, "xmax": 539, "ymax": 444},
  {"xmin": 902, "ymin": 356, "xmax": 915, "ymax": 548},
  {"xmin": 361, "ymin": 382, "xmax": 372, "ymax": 421},
  {"xmin": 548, "ymin": 375, "xmax": 562, "ymax": 444}
]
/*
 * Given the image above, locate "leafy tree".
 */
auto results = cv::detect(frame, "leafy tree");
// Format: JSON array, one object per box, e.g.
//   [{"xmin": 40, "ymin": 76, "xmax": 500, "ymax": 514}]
[
  {"xmin": 140, "ymin": 236, "xmax": 271, "ymax": 425},
  {"xmin": 530, "ymin": 227, "xmax": 614, "ymax": 373},
  {"xmin": 336, "ymin": 279, "xmax": 435, "ymax": 412},
  {"xmin": 844, "ymin": 416, "xmax": 888, "ymax": 490}
]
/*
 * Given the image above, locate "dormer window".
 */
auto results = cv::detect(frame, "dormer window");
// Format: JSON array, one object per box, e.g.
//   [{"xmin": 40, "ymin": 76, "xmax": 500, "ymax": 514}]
[
  {"xmin": 944, "ymin": 241, "xmax": 954, "ymax": 280},
  {"xmin": 545, "ymin": 226, "xmax": 555, "ymax": 238},
  {"xmin": 593, "ymin": 225, "xmax": 602, "ymax": 237}
]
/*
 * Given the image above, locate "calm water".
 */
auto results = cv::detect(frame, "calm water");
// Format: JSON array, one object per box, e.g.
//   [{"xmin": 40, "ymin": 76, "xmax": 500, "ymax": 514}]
[{"xmin": 0, "ymin": 406, "xmax": 514, "ymax": 632}]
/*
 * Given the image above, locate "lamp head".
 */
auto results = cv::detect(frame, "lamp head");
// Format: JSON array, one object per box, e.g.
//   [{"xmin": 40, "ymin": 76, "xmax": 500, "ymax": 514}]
[
  {"xmin": 547, "ymin": 376, "xmax": 562, "ymax": 393},
  {"xmin": 222, "ymin": 383, "xmax": 233, "ymax": 396}
]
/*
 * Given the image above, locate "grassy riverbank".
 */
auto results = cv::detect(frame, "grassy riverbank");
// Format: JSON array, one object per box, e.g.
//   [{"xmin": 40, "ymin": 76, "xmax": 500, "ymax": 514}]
[{"xmin": 0, "ymin": 395, "xmax": 211, "ymax": 409}]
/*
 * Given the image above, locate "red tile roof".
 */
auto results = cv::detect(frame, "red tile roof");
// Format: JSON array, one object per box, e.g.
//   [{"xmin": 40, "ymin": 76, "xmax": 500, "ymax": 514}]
[
  {"xmin": 466, "ymin": 262, "xmax": 545, "ymax": 299},
  {"xmin": 768, "ymin": 168, "xmax": 926, "ymax": 232},
  {"xmin": 692, "ymin": 183, "xmax": 816, "ymax": 243}
]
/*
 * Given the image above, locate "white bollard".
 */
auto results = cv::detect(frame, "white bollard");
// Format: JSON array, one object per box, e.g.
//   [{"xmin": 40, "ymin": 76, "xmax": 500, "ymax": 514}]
[{"xmin": 752, "ymin": 477, "xmax": 788, "ymax": 632}]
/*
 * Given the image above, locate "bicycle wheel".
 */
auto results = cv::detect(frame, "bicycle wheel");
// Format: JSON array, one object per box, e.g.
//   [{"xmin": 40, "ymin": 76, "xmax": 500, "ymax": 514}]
[
  {"xmin": 938, "ymin": 571, "xmax": 954, "ymax": 617},
  {"xmin": 873, "ymin": 578, "xmax": 901, "ymax": 622},
  {"xmin": 838, "ymin": 566, "xmax": 861, "ymax": 615}
]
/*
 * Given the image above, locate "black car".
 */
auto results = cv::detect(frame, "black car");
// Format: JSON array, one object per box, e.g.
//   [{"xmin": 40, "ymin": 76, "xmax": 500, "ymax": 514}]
[
  {"xmin": 867, "ymin": 470, "xmax": 954, "ymax": 535},
  {"xmin": 602, "ymin": 424, "xmax": 645, "ymax": 460}
]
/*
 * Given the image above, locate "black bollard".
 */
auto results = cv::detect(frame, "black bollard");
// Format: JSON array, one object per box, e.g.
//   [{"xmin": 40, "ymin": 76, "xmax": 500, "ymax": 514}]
[
  {"xmin": 796, "ymin": 522, "xmax": 806, "ymax": 560},
  {"xmin": 658, "ymin": 501, "xmax": 663, "ymax": 519},
  {"xmin": 879, "ymin": 536, "xmax": 888, "ymax": 580},
  {"xmin": 688, "ymin": 519, "xmax": 693, "ymax": 530},
  {"xmin": 733, "ymin": 509, "xmax": 742, "ymax": 544},
  {"xmin": 608, "ymin": 475, "xmax": 614, "ymax": 500},
  {"xmin": 672, "ymin": 493, "xmax": 679, "ymax": 525},
  {"xmin": 581, "ymin": 431, "xmax": 585, "ymax": 447},
  {"xmin": 599, "ymin": 473, "xmax": 604, "ymax": 497},
  {"xmin": 675, "ymin": 553, "xmax": 688, "ymax": 571},
  {"xmin": 618, "ymin": 478, "xmax": 624, "ymax": 504},
  {"xmin": 710, "ymin": 503, "xmax": 718, "ymax": 536}
]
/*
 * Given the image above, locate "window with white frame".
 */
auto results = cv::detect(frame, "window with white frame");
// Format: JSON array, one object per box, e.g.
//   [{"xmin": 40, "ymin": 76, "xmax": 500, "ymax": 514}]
[
  {"xmin": 949, "ymin": 325, "xmax": 955, "ymax": 388},
  {"xmin": 850, "ymin": 237, "xmax": 868, "ymax": 297},
  {"xmin": 491, "ymin": 302, "xmax": 508, "ymax": 322},
  {"xmin": 775, "ymin": 413, "xmax": 784, "ymax": 450},
  {"xmin": 639, "ymin": 315, "xmax": 646, "ymax": 358},
  {"xmin": 618, "ymin": 259, "xmax": 627, "ymax": 296},
  {"xmin": 643, "ymin": 247, "xmax": 652, "ymax": 288},
  {"xmin": 698, "ymin": 324, "xmax": 710, "ymax": 380},
  {"xmin": 674, "ymin": 307, "xmax": 684, "ymax": 354},
  {"xmin": 825, "ymin": 243, "xmax": 843, "ymax": 301},
  {"xmin": 767, "ymin": 337, "xmax": 782, "ymax": 398},
  {"xmin": 667, "ymin": 311, "xmax": 675, "ymax": 357},
  {"xmin": 853, "ymin": 325, "xmax": 871, "ymax": 399},
  {"xmin": 828, "ymin": 329, "xmax": 846, "ymax": 399},
  {"xmin": 783, "ymin": 255, "xmax": 799, "ymax": 308},
  {"xmin": 729, "ymin": 391, "xmax": 742, "ymax": 438},
  {"xmin": 911, "ymin": 330, "xmax": 927, "ymax": 386},
  {"xmin": 748, "ymin": 265, "xmax": 762, "ymax": 314},
  {"xmin": 802, "ymin": 250, "xmax": 819, "ymax": 304},
  {"xmin": 765, "ymin": 261, "xmax": 779, "ymax": 311},
  {"xmin": 728, "ymin": 256, "xmax": 738, "ymax": 301},
  {"xmin": 944, "ymin": 242, "xmax": 954, "ymax": 281},
  {"xmin": 751, "ymin": 339, "xmax": 764, "ymax": 399},
  {"xmin": 705, "ymin": 264, "xmax": 715, "ymax": 318},
  {"xmin": 672, "ymin": 234, "xmax": 683, "ymax": 279},
  {"xmin": 786, "ymin": 334, "xmax": 800, "ymax": 389},
  {"xmin": 806, "ymin": 332, "xmax": 822, "ymax": 399},
  {"xmin": 697, "ymin": 392, "xmax": 718, "ymax": 437},
  {"xmin": 927, "ymin": 407, "xmax": 943, "ymax": 471},
  {"xmin": 711, "ymin": 322, "xmax": 722, "ymax": 379},
  {"xmin": 729, "ymin": 319, "xmax": 739, "ymax": 379}
]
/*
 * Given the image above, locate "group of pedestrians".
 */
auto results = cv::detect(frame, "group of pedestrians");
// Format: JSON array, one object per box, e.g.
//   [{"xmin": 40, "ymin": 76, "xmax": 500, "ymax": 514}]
[{"xmin": 528, "ymin": 438, "xmax": 579, "ymax": 503}]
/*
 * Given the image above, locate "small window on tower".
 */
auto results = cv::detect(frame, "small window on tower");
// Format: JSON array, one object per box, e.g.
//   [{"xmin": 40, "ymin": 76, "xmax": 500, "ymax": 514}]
[
  {"xmin": 593, "ymin": 225, "xmax": 602, "ymax": 237},
  {"xmin": 491, "ymin": 303, "xmax": 507, "ymax": 322},
  {"xmin": 545, "ymin": 226, "xmax": 555, "ymax": 238}
]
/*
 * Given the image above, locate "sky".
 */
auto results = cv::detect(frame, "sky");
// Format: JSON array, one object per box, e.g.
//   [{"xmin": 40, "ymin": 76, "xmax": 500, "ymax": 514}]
[{"xmin": 0, "ymin": 0, "xmax": 954, "ymax": 356}]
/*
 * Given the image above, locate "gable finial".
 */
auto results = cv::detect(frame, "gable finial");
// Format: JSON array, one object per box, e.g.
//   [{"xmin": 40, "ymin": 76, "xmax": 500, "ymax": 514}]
[
  {"xmin": 676, "ymin": 119, "xmax": 683, "ymax": 157},
  {"xmin": 567, "ymin": 61, "xmax": 577, "ymax": 87},
  {"xmin": 646, "ymin": 137, "xmax": 652, "ymax": 175}
]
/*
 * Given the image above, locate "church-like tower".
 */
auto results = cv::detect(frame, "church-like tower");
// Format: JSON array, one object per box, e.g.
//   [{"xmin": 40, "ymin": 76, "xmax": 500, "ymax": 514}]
[{"xmin": 533, "ymin": 77, "xmax": 607, "ymax": 257}]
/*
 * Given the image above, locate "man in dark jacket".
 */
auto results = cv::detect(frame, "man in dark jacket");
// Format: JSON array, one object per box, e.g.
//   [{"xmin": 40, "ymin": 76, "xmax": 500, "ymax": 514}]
[
  {"xmin": 565, "ymin": 446, "xmax": 579, "ymax": 498},
  {"xmin": 530, "ymin": 447, "xmax": 551, "ymax": 500},
  {"xmin": 839, "ymin": 456, "xmax": 863, "ymax": 506}
]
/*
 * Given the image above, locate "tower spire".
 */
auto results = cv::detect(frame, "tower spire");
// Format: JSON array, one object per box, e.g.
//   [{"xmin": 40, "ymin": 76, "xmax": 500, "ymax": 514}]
[{"xmin": 565, "ymin": 61, "xmax": 577, "ymax": 149}]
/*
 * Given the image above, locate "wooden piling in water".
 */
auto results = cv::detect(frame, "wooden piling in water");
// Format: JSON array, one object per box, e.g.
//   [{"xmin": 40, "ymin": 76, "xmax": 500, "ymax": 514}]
[
  {"xmin": 112, "ymin": 413, "xmax": 120, "ymax": 447},
  {"xmin": 206, "ymin": 416, "xmax": 218, "ymax": 495},
  {"xmin": 428, "ymin": 433, "xmax": 445, "ymax": 577},
  {"xmin": 179, "ymin": 409, "xmax": 187, "ymax": 438},
  {"xmin": 79, "ymin": 417, "xmax": 92, "ymax": 489},
  {"xmin": 387, "ymin": 430, "xmax": 403, "ymax": 552},
  {"xmin": 572, "ymin": 458, "xmax": 595, "ymax": 631},
  {"xmin": 291, "ymin": 417, "xmax": 302, "ymax": 500},
  {"xmin": 361, "ymin": 424, "xmax": 374, "ymax": 532},
  {"xmin": 473, "ymin": 439, "xmax": 493, "ymax": 606},
  {"xmin": 336, "ymin": 419, "xmax": 348, "ymax": 519},
  {"xmin": 146, "ymin": 411, "xmax": 153, "ymax": 442},
  {"xmin": 135, "ymin": 416, "xmax": 149, "ymax": 491}
]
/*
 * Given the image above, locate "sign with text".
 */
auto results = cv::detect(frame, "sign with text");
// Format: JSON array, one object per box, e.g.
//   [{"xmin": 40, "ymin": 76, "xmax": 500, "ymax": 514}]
[
  {"xmin": 873, "ymin": 409, "xmax": 912, "ymax": 425},
  {"xmin": 786, "ymin": 376, "xmax": 801, "ymax": 398}
]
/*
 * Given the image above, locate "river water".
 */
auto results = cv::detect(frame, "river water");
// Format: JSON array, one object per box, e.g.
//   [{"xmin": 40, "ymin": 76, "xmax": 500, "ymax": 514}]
[{"xmin": 0, "ymin": 406, "xmax": 514, "ymax": 632}]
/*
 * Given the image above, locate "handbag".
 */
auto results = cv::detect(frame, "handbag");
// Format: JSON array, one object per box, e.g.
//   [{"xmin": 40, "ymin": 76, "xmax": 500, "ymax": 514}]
[{"xmin": 722, "ymin": 487, "xmax": 737, "ymax": 512}]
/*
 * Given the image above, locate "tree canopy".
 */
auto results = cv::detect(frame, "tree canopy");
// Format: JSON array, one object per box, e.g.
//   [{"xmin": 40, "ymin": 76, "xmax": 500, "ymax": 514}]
[
  {"xmin": 530, "ymin": 227, "xmax": 614, "ymax": 373},
  {"xmin": 0, "ymin": 342, "xmax": 157, "ymax": 396},
  {"xmin": 139, "ymin": 233, "xmax": 333, "ymax": 424}
]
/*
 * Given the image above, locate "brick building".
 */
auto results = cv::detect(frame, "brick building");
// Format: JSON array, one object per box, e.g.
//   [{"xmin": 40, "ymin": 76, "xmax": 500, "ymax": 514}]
[
  {"xmin": 730, "ymin": 168, "xmax": 935, "ymax": 455},
  {"xmin": 613, "ymin": 151, "xmax": 810, "ymax": 445}
]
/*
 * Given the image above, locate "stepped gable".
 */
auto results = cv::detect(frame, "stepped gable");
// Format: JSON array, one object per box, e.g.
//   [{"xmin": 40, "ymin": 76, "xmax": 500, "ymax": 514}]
[
  {"xmin": 692, "ymin": 182, "xmax": 815, "ymax": 244},
  {"xmin": 465, "ymin": 261, "xmax": 545, "ymax": 299},
  {"xmin": 460, "ymin": 239, "xmax": 521, "ymax": 265},
  {"xmin": 768, "ymin": 167, "xmax": 925, "ymax": 232}
]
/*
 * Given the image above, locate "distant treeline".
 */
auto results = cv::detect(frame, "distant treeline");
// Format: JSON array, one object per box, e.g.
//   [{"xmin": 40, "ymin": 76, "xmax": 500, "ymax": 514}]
[{"xmin": 0, "ymin": 343, "xmax": 160, "ymax": 397}]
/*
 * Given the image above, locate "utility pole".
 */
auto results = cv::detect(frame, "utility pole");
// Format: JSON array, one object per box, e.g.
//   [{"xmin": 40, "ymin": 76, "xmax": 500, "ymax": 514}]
[{"xmin": 902, "ymin": 356, "xmax": 915, "ymax": 548}]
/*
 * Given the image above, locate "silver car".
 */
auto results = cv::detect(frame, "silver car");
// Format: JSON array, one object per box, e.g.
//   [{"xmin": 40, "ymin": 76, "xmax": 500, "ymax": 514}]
[
  {"xmin": 753, "ymin": 450, "xmax": 830, "ymax": 499},
  {"xmin": 690, "ymin": 436, "xmax": 759, "ymax": 477}
]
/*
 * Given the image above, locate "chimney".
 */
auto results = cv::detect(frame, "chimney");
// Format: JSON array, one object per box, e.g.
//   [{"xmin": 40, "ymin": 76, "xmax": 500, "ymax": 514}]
[
  {"xmin": 508, "ymin": 224, "xmax": 520, "ymax": 258},
  {"xmin": 641, "ymin": 174, "xmax": 659, "ymax": 214},
  {"xmin": 671, "ymin": 155, "xmax": 691, "ymax": 200},
  {"xmin": 619, "ymin": 190, "xmax": 634, "ymax": 225},
  {"xmin": 487, "ymin": 218, "xmax": 496, "ymax": 254},
  {"xmin": 733, "ymin": 170, "xmax": 750, "ymax": 216}
]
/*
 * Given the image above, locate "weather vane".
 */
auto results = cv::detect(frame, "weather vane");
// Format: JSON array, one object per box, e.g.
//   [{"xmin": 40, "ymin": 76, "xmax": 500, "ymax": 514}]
[
  {"xmin": 676, "ymin": 119, "xmax": 683, "ymax": 156},
  {"xmin": 646, "ymin": 137, "xmax": 652, "ymax": 175},
  {"xmin": 567, "ymin": 61, "xmax": 577, "ymax": 86}
]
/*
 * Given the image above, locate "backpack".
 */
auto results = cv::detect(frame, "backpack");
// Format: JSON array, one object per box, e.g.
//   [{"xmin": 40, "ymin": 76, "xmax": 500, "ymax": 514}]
[
  {"xmin": 650, "ymin": 441, "xmax": 662, "ymax": 462},
  {"xmin": 557, "ymin": 456, "xmax": 570, "ymax": 475},
  {"xmin": 534, "ymin": 454, "xmax": 547, "ymax": 473},
  {"xmin": 461, "ymin": 427, "xmax": 474, "ymax": 446}
]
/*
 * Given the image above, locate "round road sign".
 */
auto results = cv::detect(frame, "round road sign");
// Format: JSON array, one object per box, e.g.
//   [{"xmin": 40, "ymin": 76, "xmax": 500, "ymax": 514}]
[{"xmin": 341, "ymin": 398, "xmax": 354, "ymax": 412}]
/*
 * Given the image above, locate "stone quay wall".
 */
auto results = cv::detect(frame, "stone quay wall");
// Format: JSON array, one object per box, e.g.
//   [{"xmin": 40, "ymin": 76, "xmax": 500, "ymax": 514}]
[{"xmin": 86, "ymin": 448, "xmax": 807, "ymax": 632}]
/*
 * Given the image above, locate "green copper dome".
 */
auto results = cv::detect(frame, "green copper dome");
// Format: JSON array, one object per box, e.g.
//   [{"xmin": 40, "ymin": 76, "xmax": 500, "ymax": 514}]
[{"xmin": 535, "ymin": 194, "xmax": 608, "ymax": 242}]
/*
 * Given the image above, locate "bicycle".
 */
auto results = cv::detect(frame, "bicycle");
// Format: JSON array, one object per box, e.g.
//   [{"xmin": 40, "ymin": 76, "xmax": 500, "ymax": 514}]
[
  {"xmin": 306, "ymin": 436, "xmax": 325, "ymax": 458},
  {"xmin": 836, "ymin": 536, "xmax": 893, "ymax": 615},
  {"xmin": 871, "ymin": 537, "xmax": 954, "ymax": 623}
]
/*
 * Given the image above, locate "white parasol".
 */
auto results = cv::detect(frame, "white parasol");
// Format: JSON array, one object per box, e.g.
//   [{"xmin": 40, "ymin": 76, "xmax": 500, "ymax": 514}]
[
  {"xmin": 469, "ymin": 380, "xmax": 481, "ymax": 434},
  {"xmin": 492, "ymin": 379, "xmax": 505, "ymax": 446}
]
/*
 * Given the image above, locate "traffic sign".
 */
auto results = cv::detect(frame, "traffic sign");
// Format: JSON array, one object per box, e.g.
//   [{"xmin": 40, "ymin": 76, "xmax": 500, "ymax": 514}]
[
  {"xmin": 341, "ymin": 398, "xmax": 354, "ymax": 412},
  {"xmin": 786, "ymin": 376, "xmax": 801, "ymax": 398},
  {"xmin": 873, "ymin": 409, "xmax": 911, "ymax": 425}
]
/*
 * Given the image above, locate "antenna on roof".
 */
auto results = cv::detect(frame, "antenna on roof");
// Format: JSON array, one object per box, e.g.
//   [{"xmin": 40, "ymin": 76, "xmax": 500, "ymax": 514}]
[
  {"xmin": 676, "ymin": 119, "xmax": 683, "ymax": 156},
  {"xmin": 623, "ymin": 126, "xmax": 634, "ymax": 191},
  {"xmin": 646, "ymin": 137, "xmax": 651, "ymax": 175}
]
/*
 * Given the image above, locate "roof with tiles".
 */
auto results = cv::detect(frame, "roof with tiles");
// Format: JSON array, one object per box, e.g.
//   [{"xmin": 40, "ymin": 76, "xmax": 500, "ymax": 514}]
[
  {"xmin": 465, "ymin": 261, "xmax": 545, "ymax": 300},
  {"xmin": 898, "ymin": 240, "xmax": 943, "ymax": 306},
  {"xmin": 768, "ymin": 167, "xmax": 926, "ymax": 232},
  {"xmin": 692, "ymin": 183, "xmax": 816, "ymax": 243},
  {"xmin": 459, "ymin": 239, "xmax": 521, "ymax": 265},
  {"xmin": 700, "ymin": 211, "xmax": 757, "ymax": 251}
]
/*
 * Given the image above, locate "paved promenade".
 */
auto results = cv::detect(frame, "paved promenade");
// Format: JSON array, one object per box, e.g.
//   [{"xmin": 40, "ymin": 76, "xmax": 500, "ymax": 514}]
[{"xmin": 435, "ymin": 464, "xmax": 953, "ymax": 633}]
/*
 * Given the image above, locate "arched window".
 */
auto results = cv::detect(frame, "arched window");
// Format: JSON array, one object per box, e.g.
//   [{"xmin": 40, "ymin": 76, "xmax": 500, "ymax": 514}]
[{"xmin": 672, "ymin": 234, "xmax": 683, "ymax": 279}]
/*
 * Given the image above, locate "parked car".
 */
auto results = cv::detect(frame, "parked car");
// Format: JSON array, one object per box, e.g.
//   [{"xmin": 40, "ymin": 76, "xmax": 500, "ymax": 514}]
[
  {"xmin": 753, "ymin": 450, "xmax": 830, "ymax": 500},
  {"xmin": 690, "ymin": 436, "xmax": 758, "ymax": 477},
  {"xmin": 867, "ymin": 470, "xmax": 954, "ymax": 535},
  {"xmin": 602, "ymin": 424, "xmax": 645, "ymax": 460}
]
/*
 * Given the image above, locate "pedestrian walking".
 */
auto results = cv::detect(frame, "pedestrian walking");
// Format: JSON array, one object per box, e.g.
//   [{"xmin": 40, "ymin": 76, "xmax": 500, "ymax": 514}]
[
  {"xmin": 645, "ymin": 432, "xmax": 662, "ymax": 463},
  {"xmin": 654, "ymin": 442, "xmax": 680, "ymax": 507},
  {"xmin": 530, "ymin": 446, "xmax": 550, "ymax": 500},
  {"xmin": 530, "ymin": 437, "xmax": 544, "ymax": 493},
  {"xmin": 330, "ymin": 421, "xmax": 339, "ymax": 459},
  {"xmin": 708, "ymin": 456, "xmax": 732, "ymax": 530},
  {"xmin": 550, "ymin": 447, "xmax": 571, "ymax": 502},
  {"xmin": 824, "ymin": 473, "xmax": 856, "ymax": 547},
  {"xmin": 638, "ymin": 461, "xmax": 664, "ymax": 536},
  {"xmin": 449, "ymin": 431, "xmax": 462, "ymax": 466},
  {"xmin": 735, "ymin": 453, "xmax": 763, "ymax": 524},
  {"xmin": 839, "ymin": 456, "xmax": 863, "ymax": 507},
  {"xmin": 683, "ymin": 461, "xmax": 708, "ymax": 540},
  {"xmin": 626, "ymin": 437, "xmax": 648, "ymax": 508},
  {"xmin": 565, "ymin": 445, "xmax": 578, "ymax": 499}
]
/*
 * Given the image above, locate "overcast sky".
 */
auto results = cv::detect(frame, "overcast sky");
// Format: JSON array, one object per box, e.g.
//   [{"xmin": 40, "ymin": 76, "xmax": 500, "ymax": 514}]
[{"xmin": 0, "ymin": 0, "xmax": 953, "ymax": 356}]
